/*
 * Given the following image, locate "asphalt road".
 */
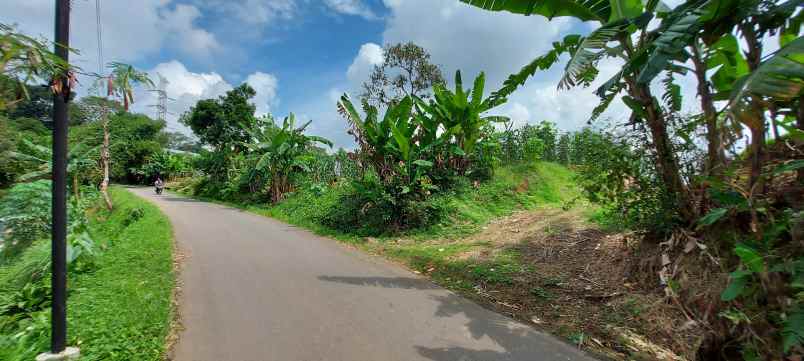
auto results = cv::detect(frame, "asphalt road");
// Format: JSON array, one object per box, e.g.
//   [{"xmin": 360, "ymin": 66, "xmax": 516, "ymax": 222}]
[{"xmin": 130, "ymin": 187, "xmax": 597, "ymax": 361}]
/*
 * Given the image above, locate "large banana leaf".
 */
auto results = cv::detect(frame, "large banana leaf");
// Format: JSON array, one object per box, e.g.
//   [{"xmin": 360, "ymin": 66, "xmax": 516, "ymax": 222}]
[
  {"xmin": 459, "ymin": 0, "xmax": 611, "ymax": 23},
  {"xmin": 635, "ymin": 0, "xmax": 735, "ymax": 85},
  {"xmin": 559, "ymin": 19, "xmax": 635, "ymax": 90},
  {"xmin": 488, "ymin": 34, "xmax": 582, "ymax": 105},
  {"xmin": 729, "ymin": 36, "xmax": 804, "ymax": 109}
]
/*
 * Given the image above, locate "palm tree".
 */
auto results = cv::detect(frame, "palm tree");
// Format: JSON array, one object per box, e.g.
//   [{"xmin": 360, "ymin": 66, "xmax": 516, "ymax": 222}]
[
  {"xmin": 246, "ymin": 114, "xmax": 332, "ymax": 203},
  {"xmin": 98, "ymin": 62, "xmax": 153, "ymax": 210}
]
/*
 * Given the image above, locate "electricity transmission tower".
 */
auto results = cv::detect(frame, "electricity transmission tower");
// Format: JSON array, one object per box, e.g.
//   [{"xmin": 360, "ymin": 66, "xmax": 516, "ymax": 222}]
[{"xmin": 149, "ymin": 73, "xmax": 174, "ymax": 122}]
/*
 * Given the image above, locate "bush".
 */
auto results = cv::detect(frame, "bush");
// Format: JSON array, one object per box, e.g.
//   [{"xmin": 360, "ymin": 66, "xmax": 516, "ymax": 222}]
[
  {"xmin": 0, "ymin": 181, "xmax": 51, "ymax": 257},
  {"xmin": 573, "ymin": 130, "xmax": 679, "ymax": 234},
  {"xmin": 320, "ymin": 175, "xmax": 447, "ymax": 236}
]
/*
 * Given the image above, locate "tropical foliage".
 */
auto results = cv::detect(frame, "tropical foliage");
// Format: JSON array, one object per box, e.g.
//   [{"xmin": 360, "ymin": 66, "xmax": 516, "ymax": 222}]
[
  {"xmin": 245, "ymin": 114, "xmax": 333, "ymax": 203},
  {"xmin": 462, "ymin": 0, "xmax": 804, "ymax": 358}
]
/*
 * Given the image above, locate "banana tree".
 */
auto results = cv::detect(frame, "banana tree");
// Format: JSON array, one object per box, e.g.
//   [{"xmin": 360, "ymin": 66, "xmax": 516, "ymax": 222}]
[
  {"xmin": 730, "ymin": 35, "xmax": 804, "ymax": 188},
  {"xmin": 461, "ymin": 0, "xmax": 696, "ymax": 221},
  {"xmin": 10, "ymin": 139, "xmax": 98, "ymax": 201},
  {"xmin": 98, "ymin": 62, "xmax": 153, "ymax": 210},
  {"xmin": 246, "ymin": 113, "xmax": 332, "ymax": 203},
  {"xmin": 632, "ymin": 0, "xmax": 802, "ymax": 188},
  {"xmin": 422, "ymin": 70, "xmax": 509, "ymax": 174}
]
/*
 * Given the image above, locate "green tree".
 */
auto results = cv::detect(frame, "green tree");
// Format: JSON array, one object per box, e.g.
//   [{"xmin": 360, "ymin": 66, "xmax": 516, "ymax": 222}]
[
  {"xmin": 98, "ymin": 62, "xmax": 154, "ymax": 209},
  {"xmin": 10, "ymin": 139, "xmax": 97, "ymax": 201},
  {"xmin": 69, "ymin": 96, "xmax": 123, "ymax": 125},
  {"xmin": 421, "ymin": 70, "xmax": 509, "ymax": 174},
  {"xmin": 361, "ymin": 42, "xmax": 445, "ymax": 107},
  {"xmin": 164, "ymin": 131, "xmax": 203, "ymax": 153},
  {"xmin": 557, "ymin": 132, "xmax": 571, "ymax": 164},
  {"xmin": 70, "ymin": 111, "xmax": 166, "ymax": 184},
  {"xmin": 181, "ymin": 84, "xmax": 258, "ymax": 152},
  {"xmin": 245, "ymin": 113, "xmax": 332, "ymax": 203}
]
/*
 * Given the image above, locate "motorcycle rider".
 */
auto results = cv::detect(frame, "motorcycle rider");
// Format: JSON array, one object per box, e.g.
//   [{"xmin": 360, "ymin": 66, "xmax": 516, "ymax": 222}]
[{"xmin": 154, "ymin": 176, "xmax": 165, "ymax": 195}]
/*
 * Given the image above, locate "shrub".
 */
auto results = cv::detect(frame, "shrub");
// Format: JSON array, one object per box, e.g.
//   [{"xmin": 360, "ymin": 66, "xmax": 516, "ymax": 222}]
[{"xmin": 0, "ymin": 181, "xmax": 51, "ymax": 257}]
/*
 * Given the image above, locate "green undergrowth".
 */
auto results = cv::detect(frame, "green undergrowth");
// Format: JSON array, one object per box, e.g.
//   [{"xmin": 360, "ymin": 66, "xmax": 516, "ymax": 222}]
[
  {"xmin": 179, "ymin": 161, "xmax": 587, "ymax": 288},
  {"xmin": 186, "ymin": 161, "xmax": 583, "ymax": 241},
  {"xmin": 0, "ymin": 187, "xmax": 174, "ymax": 361}
]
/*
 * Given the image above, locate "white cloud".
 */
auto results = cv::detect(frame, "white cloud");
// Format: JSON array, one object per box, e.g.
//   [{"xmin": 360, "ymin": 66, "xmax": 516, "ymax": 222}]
[
  {"xmin": 1, "ymin": 0, "xmax": 220, "ymax": 76},
  {"xmin": 198, "ymin": 0, "xmax": 296, "ymax": 25},
  {"xmin": 381, "ymin": 0, "xmax": 575, "ymax": 88},
  {"xmin": 502, "ymin": 102, "xmax": 531, "ymax": 128},
  {"xmin": 161, "ymin": 4, "xmax": 221, "ymax": 59},
  {"xmin": 132, "ymin": 61, "xmax": 279, "ymax": 135},
  {"xmin": 346, "ymin": 43, "xmax": 384, "ymax": 90},
  {"xmin": 324, "ymin": 0, "xmax": 378, "ymax": 20},
  {"xmin": 246, "ymin": 72, "xmax": 280, "ymax": 116}
]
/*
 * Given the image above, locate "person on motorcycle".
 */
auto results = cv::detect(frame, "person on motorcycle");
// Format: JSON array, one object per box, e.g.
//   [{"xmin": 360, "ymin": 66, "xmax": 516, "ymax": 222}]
[{"xmin": 154, "ymin": 177, "xmax": 165, "ymax": 195}]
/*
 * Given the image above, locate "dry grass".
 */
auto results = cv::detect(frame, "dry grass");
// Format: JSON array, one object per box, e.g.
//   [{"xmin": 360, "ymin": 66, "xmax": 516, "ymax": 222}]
[{"xmin": 430, "ymin": 207, "xmax": 704, "ymax": 360}]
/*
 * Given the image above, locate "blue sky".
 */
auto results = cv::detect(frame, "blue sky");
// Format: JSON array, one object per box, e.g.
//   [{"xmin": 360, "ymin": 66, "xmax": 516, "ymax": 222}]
[{"xmin": 3, "ymin": 0, "xmax": 692, "ymax": 149}]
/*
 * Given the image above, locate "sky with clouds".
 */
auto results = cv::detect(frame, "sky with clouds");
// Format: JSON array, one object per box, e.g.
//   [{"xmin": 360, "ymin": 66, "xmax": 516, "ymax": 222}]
[{"xmin": 2, "ymin": 0, "xmax": 693, "ymax": 149}]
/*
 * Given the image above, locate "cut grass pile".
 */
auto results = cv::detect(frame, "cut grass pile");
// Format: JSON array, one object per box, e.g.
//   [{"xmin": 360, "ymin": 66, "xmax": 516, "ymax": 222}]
[{"xmin": 0, "ymin": 187, "xmax": 175, "ymax": 361}]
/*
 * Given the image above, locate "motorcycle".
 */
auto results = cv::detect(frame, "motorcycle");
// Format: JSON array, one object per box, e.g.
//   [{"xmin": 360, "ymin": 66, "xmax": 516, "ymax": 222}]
[{"xmin": 155, "ymin": 186, "xmax": 163, "ymax": 195}]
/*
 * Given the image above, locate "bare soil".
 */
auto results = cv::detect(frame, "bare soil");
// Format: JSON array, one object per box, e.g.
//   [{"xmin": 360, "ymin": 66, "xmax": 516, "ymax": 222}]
[{"xmin": 437, "ymin": 207, "xmax": 704, "ymax": 360}]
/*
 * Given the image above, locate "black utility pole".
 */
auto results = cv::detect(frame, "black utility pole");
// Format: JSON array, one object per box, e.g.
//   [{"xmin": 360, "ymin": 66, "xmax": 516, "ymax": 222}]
[{"xmin": 51, "ymin": 0, "xmax": 70, "ymax": 354}]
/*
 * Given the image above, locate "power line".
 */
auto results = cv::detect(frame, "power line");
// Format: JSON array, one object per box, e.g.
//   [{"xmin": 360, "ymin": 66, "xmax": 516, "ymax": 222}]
[{"xmin": 95, "ymin": 0, "xmax": 104, "ymax": 75}]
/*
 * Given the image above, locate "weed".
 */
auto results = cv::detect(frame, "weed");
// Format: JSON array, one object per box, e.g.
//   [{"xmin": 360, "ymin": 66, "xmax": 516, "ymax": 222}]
[{"xmin": 530, "ymin": 286, "xmax": 554, "ymax": 300}]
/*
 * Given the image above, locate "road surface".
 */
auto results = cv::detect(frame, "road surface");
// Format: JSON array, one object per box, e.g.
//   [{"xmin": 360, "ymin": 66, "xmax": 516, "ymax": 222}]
[{"xmin": 129, "ymin": 187, "xmax": 596, "ymax": 361}]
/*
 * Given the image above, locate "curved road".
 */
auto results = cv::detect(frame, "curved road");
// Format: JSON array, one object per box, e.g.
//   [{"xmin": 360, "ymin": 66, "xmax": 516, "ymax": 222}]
[{"xmin": 129, "ymin": 187, "xmax": 596, "ymax": 361}]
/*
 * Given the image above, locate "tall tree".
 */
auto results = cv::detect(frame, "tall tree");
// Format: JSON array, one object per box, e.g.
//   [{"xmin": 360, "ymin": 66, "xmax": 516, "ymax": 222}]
[
  {"xmin": 360, "ymin": 42, "xmax": 445, "ymax": 107},
  {"xmin": 99, "ymin": 62, "xmax": 153, "ymax": 210},
  {"xmin": 181, "ymin": 84, "xmax": 258, "ymax": 152}
]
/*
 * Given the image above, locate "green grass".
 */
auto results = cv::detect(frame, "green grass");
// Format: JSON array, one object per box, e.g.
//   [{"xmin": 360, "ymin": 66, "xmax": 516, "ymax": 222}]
[
  {"xmin": 185, "ymin": 161, "xmax": 582, "ymax": 243},
  {"xmin": 415, "ymin": 161, "xmax": 580, "ymax": 239},
  {"xmin": 0, "ymin": 187, "xmax": 175, "ymax": 361}
]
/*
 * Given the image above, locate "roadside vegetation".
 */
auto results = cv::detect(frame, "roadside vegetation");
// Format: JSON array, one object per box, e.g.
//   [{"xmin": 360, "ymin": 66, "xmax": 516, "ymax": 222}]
[
  {"xmin": 0, "ymin": 25, "xmax": 179, "ymax": 360},
  {"xmin": 0, "ymin": 187, "xmax": 174, "ymax": 360}
]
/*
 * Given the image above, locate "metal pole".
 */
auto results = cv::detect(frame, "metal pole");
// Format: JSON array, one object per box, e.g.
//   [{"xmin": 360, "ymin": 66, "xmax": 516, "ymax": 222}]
[{"xmin": 51, "ymin": 0, "xmax": 70, "ymax": 354}]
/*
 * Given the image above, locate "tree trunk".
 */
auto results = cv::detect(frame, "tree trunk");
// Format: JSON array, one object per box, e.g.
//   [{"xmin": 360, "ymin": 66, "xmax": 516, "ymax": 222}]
[
  {"xmin": 73, "ymin": 174, "xmax": 80, "ymax": 203},
  {"xmin": 691, "ymin": 43, "xmax": 725, "ymax": 174},
  {"xmin": 749, "ymin": 123, "xmax": 766, "ymax": 193},
  {"xmin": 769, "ymin": 107, "xmax": 780, "ymax": 141},
  {"xmin": 632, "ymin": 81, "xmax": 694, "ymax": 222},
  {"xmin": 798, "ymin": 97, "xmax": 803, "ymax": 184},
  {"xmin": 100, "ymin": 110, "xmax": 113, "ymax": 210},
  {"xmin": 741, "ymin": 24, "xmax": 768, "ymax": 197}
]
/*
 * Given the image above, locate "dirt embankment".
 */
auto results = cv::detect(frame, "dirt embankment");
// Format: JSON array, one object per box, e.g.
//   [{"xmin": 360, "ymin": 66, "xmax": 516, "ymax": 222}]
[{"xmin": 433, "ymin": 207, "xmax": 703, "ymax": 360}]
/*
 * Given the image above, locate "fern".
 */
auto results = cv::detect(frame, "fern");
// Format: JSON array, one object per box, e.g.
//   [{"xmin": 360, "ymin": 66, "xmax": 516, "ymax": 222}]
[{"xmin": 783, "ymin": 305, "xmax": 804, "ymax": 353}]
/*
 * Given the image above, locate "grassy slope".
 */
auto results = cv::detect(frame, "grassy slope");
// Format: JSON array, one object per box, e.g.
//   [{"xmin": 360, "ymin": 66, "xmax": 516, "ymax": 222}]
[
  {"xmin": 71, "ymin": 187, "xmax": 174, "ymax": 360},
  {"xmin": 188, "ymin": 161, "xmax": 585, "ymax": 294},
  {"xmin": 260, "ymin": 161, "xmax": 581, "ymax": 241},
  {"xmin": 0, "ymin": 187, "xmax": 174, "ymax": 361}
]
